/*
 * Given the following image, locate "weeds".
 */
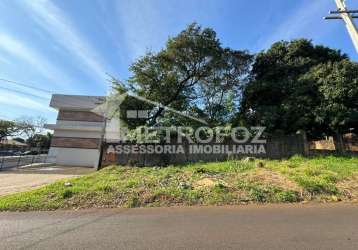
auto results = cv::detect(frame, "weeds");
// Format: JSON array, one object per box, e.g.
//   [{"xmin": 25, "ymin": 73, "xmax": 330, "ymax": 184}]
[{"xmin": 0, "ymin": 156, "xmax": 356, "ymax": 211}]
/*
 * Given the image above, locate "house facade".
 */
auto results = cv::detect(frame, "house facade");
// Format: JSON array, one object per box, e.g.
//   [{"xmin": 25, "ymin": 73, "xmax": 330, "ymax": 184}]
[{"xmin": 45, "ymin": 94, "xmax": 106, "ymax": 167}]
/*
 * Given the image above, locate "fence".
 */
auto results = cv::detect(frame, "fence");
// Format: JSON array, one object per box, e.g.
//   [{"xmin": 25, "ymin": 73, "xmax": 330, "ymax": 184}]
[
  {"xmin": 102, "ymin": 134, "xmax": 306, "ymax": 167},
  {"xmin": 308, "ymin": 134, "xmax": 358, "ymax": 156},
  {"xmin": 308, "ymin": 133, "xmax": 358, "ymax": 155},
  {"xmin": 0, "ymin": 147, "xmax": 53, "ymax": 170}
]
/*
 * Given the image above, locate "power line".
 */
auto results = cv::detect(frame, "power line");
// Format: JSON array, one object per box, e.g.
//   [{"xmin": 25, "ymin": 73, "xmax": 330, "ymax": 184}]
[
  {"xmin": 0, "ymin": 77, "xmax": 110, "ymax": 112},
  {"xmin": 0, "ymin": 78, "xmax": 54, "ymax": 94},
  {"xmin": 0, "ymin": 86, "xmax": 50, "ymax": 100},
  {"xmin": 0, "ymin": 77, "xmax": 102, "ymax": 105}
]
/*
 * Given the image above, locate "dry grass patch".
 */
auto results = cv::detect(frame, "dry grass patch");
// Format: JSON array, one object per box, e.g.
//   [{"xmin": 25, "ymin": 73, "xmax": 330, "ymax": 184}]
[
  {"xmin": 193, "ymin": 178, "xmax": 217, "ymax": 189},
  {"xmin": 246, "ymin": 168, "xmax": 302, "ymax": 192},
  {"xmin": 337, "ymin": 174, "xmax": 358, "ymax": 202}
]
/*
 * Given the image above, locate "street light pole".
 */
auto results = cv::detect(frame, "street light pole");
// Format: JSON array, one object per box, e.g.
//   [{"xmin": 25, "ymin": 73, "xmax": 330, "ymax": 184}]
[{"xmin": 325, "ymin": 0, "xmax": 358, "ymax": 53}]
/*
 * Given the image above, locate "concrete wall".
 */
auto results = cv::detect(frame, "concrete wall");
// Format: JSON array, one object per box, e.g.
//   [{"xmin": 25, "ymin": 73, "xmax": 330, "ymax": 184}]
[
  {"xmin": 47, "ymin": 107, "xmax": 104, "ymax": 168},
  {"xmin": 49, "ymin": 147, "xmax": 100, "ymax": 167},
  {"xmin": 55, "ymin": 120, "xmax": 104, "ymax": 129}
]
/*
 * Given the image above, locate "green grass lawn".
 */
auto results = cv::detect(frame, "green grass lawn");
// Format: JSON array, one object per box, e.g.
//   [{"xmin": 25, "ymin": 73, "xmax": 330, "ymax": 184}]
[{"xmin": 0, "ymin": 155, "xmax": 357, "ymax": 211}]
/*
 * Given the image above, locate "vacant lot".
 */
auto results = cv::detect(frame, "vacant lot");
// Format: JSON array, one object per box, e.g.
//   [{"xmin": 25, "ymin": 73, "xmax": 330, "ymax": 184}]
[{"xmin": 0, "ymin": 156, "xmax": 357, "ymax": 211}]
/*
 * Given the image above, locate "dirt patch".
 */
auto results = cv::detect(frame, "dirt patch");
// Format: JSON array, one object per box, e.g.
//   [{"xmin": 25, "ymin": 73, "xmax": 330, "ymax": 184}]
[
  {"xmin": 193, "ymin": 178, "xmax": 229, "ymax": 190},
  {"xmin": 246, "ymin": 168, "xmax": 301, "ymax": 191},
  {"xmin": 193, "ymin": 178, "xmax": 217, "ymax": 189},
  {"xmin": 337, "ymin": 174, "xmax": 358, "ymax": 201}
]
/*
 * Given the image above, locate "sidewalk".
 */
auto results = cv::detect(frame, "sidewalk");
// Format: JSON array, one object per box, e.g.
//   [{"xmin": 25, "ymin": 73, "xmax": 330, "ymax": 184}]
[{"xmin": 0, "ymin": 166, "xmax": 93, "ymax": 196}]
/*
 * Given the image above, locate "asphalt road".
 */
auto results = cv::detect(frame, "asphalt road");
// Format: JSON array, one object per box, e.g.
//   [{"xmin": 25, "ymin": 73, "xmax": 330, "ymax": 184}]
[{"xmin": 0, "ymin": 204, "xmax": 357, "ymax": 250}]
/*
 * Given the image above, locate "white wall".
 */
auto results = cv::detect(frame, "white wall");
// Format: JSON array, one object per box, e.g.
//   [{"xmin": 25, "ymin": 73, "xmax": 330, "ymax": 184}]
[
  {"xmin": 55, "ymin": 120, "xmax": 104, "ymax": 131},
  {"xmin": 49, "ymin": 147, "xmax": 100, "ymax": 167}
]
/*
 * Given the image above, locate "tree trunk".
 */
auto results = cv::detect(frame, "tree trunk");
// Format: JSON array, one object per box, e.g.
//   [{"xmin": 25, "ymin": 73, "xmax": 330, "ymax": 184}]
[
  {"xmin": 296, "ymin": 130, "xmax": 310, "ymax": 156},
  {"xmin": 333, "ymin": 132, "xmax": 345, "ymax": 154}
]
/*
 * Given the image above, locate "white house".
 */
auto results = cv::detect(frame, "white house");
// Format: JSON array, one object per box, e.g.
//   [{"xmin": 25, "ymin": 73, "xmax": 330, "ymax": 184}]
[{"xmin": 45, "ymin": 94, "xmax": 106, "ymax": 167}]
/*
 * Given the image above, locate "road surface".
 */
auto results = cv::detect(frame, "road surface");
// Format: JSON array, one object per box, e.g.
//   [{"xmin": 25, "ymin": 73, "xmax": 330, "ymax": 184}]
[
  {"xmin": 0, "ymin": 166, "xmax": 93, "ymax": 196},
  {"xmin": 0, "ymin": 204, "xmax": 357, "ymax": 249}
]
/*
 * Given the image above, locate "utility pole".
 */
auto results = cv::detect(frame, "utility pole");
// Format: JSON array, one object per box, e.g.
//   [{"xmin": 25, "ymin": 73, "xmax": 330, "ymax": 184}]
[{"xmin": 325, "ymin": 0, "xmax": 358, "ymax": 53}]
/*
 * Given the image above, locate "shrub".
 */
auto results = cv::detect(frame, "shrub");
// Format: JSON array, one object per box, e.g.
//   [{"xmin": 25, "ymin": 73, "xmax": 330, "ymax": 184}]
[
  {"xmin": 249, "ymin": 186, "xmax": 270, "ymax": 202},
  {"xmin": 276, "ymin": 190, "xmax": 300, "ymax": 202},
  {"xmin": 295, "ymin": 177, "xmax": 338, "ymax": 195},
  {"xmin": 62, "ymin": 190, "xmax": 73, "ymax": 199},
  {"xmin": 126, "ymin": 195, "xmax": 140, "ymax": 208}
]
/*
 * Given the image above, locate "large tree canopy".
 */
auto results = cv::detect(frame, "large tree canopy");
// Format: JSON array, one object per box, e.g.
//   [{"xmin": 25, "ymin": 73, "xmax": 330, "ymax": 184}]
[
  {"xmin": 115, "ymin": 23, "xmax": 252, "ymax": 127},
  {"xmin": 239, "ymin": 39, "xmax": 354, "ymax": 137},
  {"xmin": 112, "ymin": 25, "xmax": 357, "ymax": 141},
  {"xmin": 303, "ymin": 59, "xmax": 358, "ymax": 135}
]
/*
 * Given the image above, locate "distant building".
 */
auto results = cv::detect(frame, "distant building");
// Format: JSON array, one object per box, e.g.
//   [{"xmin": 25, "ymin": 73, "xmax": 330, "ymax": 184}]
[{"xmin": 45, "ymin": 95, "xmax": 106, "ymax": 167}]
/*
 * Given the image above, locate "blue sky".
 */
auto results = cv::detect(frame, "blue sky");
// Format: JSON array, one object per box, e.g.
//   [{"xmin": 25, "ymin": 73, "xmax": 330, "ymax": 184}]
[{"xmin": 0, "ymin": 0, "xmax": 357, "ymax": 124}]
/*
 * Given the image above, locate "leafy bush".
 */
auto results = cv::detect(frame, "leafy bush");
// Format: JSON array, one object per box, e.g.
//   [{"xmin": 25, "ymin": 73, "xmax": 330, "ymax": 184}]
[
  {"xmin": 295, "ymin": 177, "xmax": 338, "ymax": 195},
  {"xmin": 62, "ymin": 190, "xmax": 73, "ymax": 199},
  {"xmin": 249, "ymin": 186, "xmax": 270, "ymax": 202},
  {"xmin": 276, "ymin": 190, "xmax": 300, "ymax": 202}
]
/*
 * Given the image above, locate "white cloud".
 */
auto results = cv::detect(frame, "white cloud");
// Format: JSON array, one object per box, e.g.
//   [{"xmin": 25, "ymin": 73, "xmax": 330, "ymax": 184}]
[
  {"xmin": 0, "ymin": 81, "xmax": 51, "ymax": 100},
  {"xmin": 0, "ymin": 90, "xmax": 54, "ymax": 113},
  {"xmin": 22, "ymin": 0, "xmax": 112, "ymax": 85},
  {"xmin": 0, "ymin": 33, "xmax": 75, "ymax": 90}
]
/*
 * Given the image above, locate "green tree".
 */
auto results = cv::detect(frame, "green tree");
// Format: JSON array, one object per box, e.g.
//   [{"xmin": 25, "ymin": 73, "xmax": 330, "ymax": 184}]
[
  {"xmin": 15, "ymin": 116, "xmax": 46, "ymax": 138},
  {"xmin": 0, "ymin": 120, "xmax": 20, "ymax": 141},
  {"xmin": 0, "ymin": 117, "xmax": 47, "ymax": 142},
  {"xmin": 240, "ymin": 39, "xmax": 349, "ymax": 137},
  {"xmin": 302, "ymin": 59, "xmax": 358, "ymax": 151},
  {"xmin": 26, "ymin": 132, "xmax": 53, "ymax": 149},
  {"xmin": 115, "ymin": 23, "xmax": 252, "ymax": 126}
]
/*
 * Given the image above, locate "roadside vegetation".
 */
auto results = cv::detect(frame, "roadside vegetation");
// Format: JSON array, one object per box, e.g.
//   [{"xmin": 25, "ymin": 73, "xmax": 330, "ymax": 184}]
[{"xmin": 0, "ymin": 155, "xmax": 357, "ymax": 211}]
